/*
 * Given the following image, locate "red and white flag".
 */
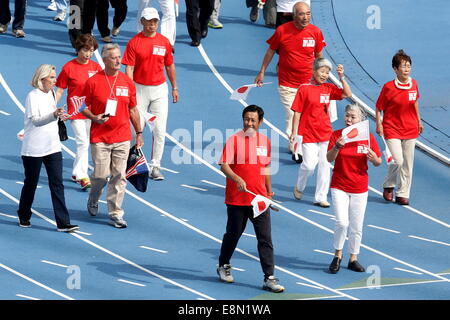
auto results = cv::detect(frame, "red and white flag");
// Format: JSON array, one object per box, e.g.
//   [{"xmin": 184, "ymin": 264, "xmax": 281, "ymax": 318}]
[
  {"xmin": 381, "ymin": 136, "xmax": 395, "ymax": 165},
  {"xmin": 342, "ymin": 120, "xmax": 369, "ymax": 143},
  {"xmin": 17, "ymin": 128, "xmax": 24, "ymax": 141},
  {"xmin": 175, "ymin": 0, "xmax": 179, "ymax": 16},
  {"xmin": 257, "ymin": 0, "xmax": 267, "ymax": 9},
  {"xmin": 69, "ymin": 96, "xmax": 87, "ymax": 118},
  {"xmin": 230, "ymin": 82, "xmax": 272, "ymax": 101},
  {"xmin": 143, "ymin": 112, "xmax": 157, "ymax": 132},
  {"xmin": 251, "ymin": 194, "xmax": 272, "ymax": 218}
]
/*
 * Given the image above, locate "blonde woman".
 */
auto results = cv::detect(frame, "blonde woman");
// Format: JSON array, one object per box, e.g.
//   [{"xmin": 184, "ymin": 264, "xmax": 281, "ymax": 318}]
[{"xmin": 18, "ymin": 64, "xmax": 79, "ymax": 232}]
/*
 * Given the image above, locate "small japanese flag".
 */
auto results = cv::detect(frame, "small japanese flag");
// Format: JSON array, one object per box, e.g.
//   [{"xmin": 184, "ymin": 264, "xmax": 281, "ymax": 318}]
[
  {"xmin": 381, "ymin": 136, "xmax": 395, "ymax": 165},
  {"xmin": 17, "ymin": 128, "xmax": 24, "ymax": 141},
  {"xmin": 329, "ymin": 100, "xmax": 338, "ymax": 123},
  {"xmin": 342, "ymin": 120, "xmax": 369, "ymax": 143},
  {"xmin": 175, "ymin": 0, "xmax": 179, "ymax": 16},
  {"xmin": 143, "ymin": 112, "xmax": 157, "ymax": 132},
  {"xmin": 230, "ymin": 82, "xmax": 272, "ymax": 101},
  {"xmin": 257, "ymin": 0, "xmax": 267, "ymax": 9},
  {"xmin": 251, "ymin": 194, "xmax": 272, "ymax": 218},
  {"xmin": 293, "ymin": 135, "xmax": 303, "ymax": 156}
]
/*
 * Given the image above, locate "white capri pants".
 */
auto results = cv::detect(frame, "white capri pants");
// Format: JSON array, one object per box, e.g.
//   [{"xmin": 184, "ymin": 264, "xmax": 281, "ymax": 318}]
[
  {"xmin": 135, "ymin": 82, "xmax": 169, "ymax": 167},
  {"xmin": 137, "ymin": 0, "xmax": 176, "ymax": 46},
  {"xmin": 296, "ymin": 141, "xmax": 331, "ymax": 203},
  {"xmin": 331, "ymin": 188, "xmax": 368, "ymax": 255},
  {"xmin": 70, "ymin": 119, "xmax": 91, "ymax": 180}
]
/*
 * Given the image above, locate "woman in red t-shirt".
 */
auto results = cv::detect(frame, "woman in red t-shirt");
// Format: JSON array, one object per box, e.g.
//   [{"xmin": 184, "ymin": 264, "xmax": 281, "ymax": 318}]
[
  {"xmin": 326, "ymin": 104, "xmax": 382, "ymax": 274},
  {"xmin": 55, "ymin": 34, "xmax": 102, "ymax": 190},
  {"xmin": 290, "ymin": 58, "xmax": 352, "ymax": 207},
  {"xmin": 375, "ymin": 50, "xmax": 423, "ymax": 206}
]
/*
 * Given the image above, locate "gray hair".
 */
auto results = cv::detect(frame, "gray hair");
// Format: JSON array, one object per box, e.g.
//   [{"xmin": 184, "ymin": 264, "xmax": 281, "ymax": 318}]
[
  {"xmin": 292, "ymin": 1, "xmax": 311, "ymax": 15},
  {"xmin": 31, "ymin": 64, "xmax": 56, "ymax": 90},
  {"xmin": 101, "ymin": 43, "xmax": 120, "ymax": 58},
  {"xmin": 313, "ymin": 57, "xmax": 332, "ymax": 71},
  {"xmin": 345, "ymin": 104, "xmax": 366, "ymax": 121}
]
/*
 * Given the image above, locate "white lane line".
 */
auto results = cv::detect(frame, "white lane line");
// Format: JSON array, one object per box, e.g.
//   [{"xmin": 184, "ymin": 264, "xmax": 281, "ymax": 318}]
[
  {"xmin": 41, "ymin": 260, "xmax": 68, "ymax": 268},
  {"xmin": 118, "ymin": 279, "xmax": 146, "ymax": 287},
  {"xmin": 243, "ymin": 233, "xmax": 256, "ymax": 238},
  {"xmin": 201, "ymin": 179, "xmax": 225, "ymax": 188},
  {"xmin": 0, "ymin": 188, "xmax": 214, "ymax": 301},
  {"xmin": 408, "ymin": 235, "xmax": 450, "ymax": 247},
  {"xmin": 0, "ymin": 110, "xmax": 11, "ymax": 115},
  {"xmin": 0, "ymin": 212, "xmax": 17, "ymax": 219},
  {"xmin": 232, "ymin": 267, "xmax": 246, "ymax": 272},
  {"xmin": 160, "ymin": 167, "xmax": 179, "ymax": 174},
  {"xmin": 296, "ymin": 282, "xmax": 325, "ymax": 290},
  {"xmin": 74, "ymin": 230, "xmax": 92, "ymax": 236},
  {"xmin": 367, "ymin": 224, "xmax": 401, "ymax": 234},
  {"xmin": 339, "ymin": 279, "xmax": 446, "ymax": 291},
  {"xmin": 0, "ymin": 263, "xmax": 74, "ymax": 300},
  {"xmin": 297, "ymin": 295, "xmax": 342, "ymax": 301},
  {"xmin": 139, "ymin": 245, "xmax": 168, "ymax": 254},
  {"xmin": 16, "ymin": 181, "xmax": 41, "ymax": 188},
  {"xmin": 314, "ymin": 249, "xmax": 335, "ymax": 256},
  {"xmin": 393, "ymin": 267, "xmax": 423, "ymax": 275},
  {"xmin": 308, "ymin": 209, "xmax": 334, "ymax": 218},
  {"xmin": 180, "ymin": 184, "xmax": 208, "ymax": 192},
  {"xmin": 98, "ymin": 200, "xmax": 107, "ymax": 204},
  {"xmin": 16, "ymin": 294, "xmax": 40, "ymax": 300}
]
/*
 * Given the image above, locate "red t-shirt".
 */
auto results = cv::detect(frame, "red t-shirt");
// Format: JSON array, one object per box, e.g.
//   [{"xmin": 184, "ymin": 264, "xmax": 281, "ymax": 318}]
[
  {"xmin": 122, "ymin": 32, "xmax": 174, "ymax": 86},
  {"xmin": 291, "ymin": 82, "xmax": 343, "ymax": 143},
  {"xmin": 219, "ymin": 131, "xmax": 271, "ymax": 206},
  {"xmin": 376, "ymin": 79, "xmax": 420, "ymax": 139},
  {"xmin": 328, "ymin": 129, "xmax": 381, "ymax": 193},
  {"xmin": 267, "ymin": 22, "xmax": 326, "ymax": 88},
  {"xmin": 56, "ymin": 59, "xmax": 102, "ymax": 120},
  {"xmin": 82, "ymin": 71, "xmax": 137, "ymax": 144}
]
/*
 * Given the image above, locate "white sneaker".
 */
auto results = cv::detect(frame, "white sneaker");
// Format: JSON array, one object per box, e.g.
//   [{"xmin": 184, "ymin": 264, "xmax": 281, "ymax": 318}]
[
  {"xmin": 314, "ymin": 201, "xmax": 331, "ymax": 208},
  {"xmin": 263, "ymin": 276, "xmax": 284, "ymax": 293},
  {"xmin": 111, "ymin": 27, "xmax": 120, "ymax": 36},
  {"xmin": 47, "ymin": 1, "xmax": 57, "ymax": 11},
  {"xmin": 217, "ymin": 264, "xmax": 234, "ymax": 283},
  {"xmin": 109, "ymin": 217, "xmax": 128, "ymax": 228},
  {"xmin": 150, "ymin": 167, "xmax": 165, "ymax": 181},
  {"xmin": 54, "ymin": 10, "xmax": 66, "ymax": 21},
  {"xmin": 293, "ymin": 187, "xmax": 303, "ymax": 200}
]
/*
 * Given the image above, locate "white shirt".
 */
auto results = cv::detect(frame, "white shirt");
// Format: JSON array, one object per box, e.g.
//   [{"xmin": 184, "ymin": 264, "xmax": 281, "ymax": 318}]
[
  {"xmin": 21, "ymin": 88, "xmax": 61, "ymax": 157},
  {"xmin": 277, "ymin": 0, "xmax": 311, "ymax": 13}
]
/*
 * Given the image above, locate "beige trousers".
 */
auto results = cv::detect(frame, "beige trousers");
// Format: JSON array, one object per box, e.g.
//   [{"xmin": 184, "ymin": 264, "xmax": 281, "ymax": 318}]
[
  {"xmin": 278, "ymin": 85, "xmax": 298, "ymax": 152},
  {"xmin": 383, "ymin": 138, "xmax": 416, "ymax": 198},
  {"xmin": 89, "ymin": 141, "xmax": 130, "ymax": 219}
]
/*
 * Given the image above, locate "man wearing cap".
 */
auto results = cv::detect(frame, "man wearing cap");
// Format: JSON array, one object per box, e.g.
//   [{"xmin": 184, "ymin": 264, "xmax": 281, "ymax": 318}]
[{"xmin": 122, "ymin": 7, "xmax": 179, "ymax": 181}]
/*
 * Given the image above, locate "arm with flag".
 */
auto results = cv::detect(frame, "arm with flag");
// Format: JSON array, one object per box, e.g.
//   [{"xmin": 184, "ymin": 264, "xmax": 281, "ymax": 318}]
[
  {"xmin": 68, "ymin": 96, "xmax": 87, "ymax": 118},
  {"xmin": 230, "ymin": 82, "xmax": 272, "ymax": 101}
]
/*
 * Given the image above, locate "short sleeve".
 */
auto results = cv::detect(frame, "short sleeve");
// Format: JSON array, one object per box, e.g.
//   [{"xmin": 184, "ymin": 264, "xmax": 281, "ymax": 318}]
[
  {"xmin": 266, "ymin": 28, "xmax": 281, "ymax": 51},
  {"xmin": 376, "ymin": 85, "xmax": 387, "ymax": 111},
  {"xmin": 328, "ymin": 130, "xmax": 339, "ymax": 151},
  {"xmin": 329, "ymin": 83, "xmax": 343, "ymax": 100},
  {"xmin": 128, "ymin": 78, "xmax": 137, "ymax": 108},
  {"xmin": 56, "ymin": 64, "xmax": 69, "ymax": 89},
  {"xmin": 122, "ymin": 39, "xmax": 136, "ymax": 67},
  {"xmin": 314, "ymin": 29, "xmax": 326, "ymax": 54},
  {"xmin": 370, "ymin": 134, "xmax": 382, "ymax": 157},
  {"xmin": 219, "ymin": 136, "xmax": 236, "ymax": 165},
  {"xmin": 164, "ymin": 40, "xmax": 174, "ymax": 66},
  {"xmin": 291, "ymin": 86, "xmax": 305, "ymax": 113}
]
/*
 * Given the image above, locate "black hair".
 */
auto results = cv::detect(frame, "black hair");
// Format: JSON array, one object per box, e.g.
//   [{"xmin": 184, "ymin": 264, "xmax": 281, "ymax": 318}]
[
  {"xmin": 392, "ymin": 49, "xmax": 412, "ymax": 69},
  {"xmin": 242, "ymin": 104, "xmax": 264, "ymax": 121}
]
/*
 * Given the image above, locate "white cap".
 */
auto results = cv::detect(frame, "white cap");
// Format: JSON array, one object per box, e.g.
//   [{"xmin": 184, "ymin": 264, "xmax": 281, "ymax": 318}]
[{"xmin": 141, "ymin": 7, "xmax": 160, "ymax": 21}]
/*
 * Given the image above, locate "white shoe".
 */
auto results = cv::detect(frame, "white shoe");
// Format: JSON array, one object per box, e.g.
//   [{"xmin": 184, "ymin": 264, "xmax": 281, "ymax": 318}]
[
  {"xmin": 263, "ymin": 276, "xmax": 284, "ymax": 293},
  {"xmin": 111, "ymin": 27, "xmax": 120, "ymax": 36},
  {"xmin": 47, "ymin": 1, "xmax": 57, "ymax": 11},
  {"xmin": 54, "ymin": 10, "xmax": 66, "ymax": 21},
  {"xmin": 293, "ymin": 187, "xmax": 303, "ymax": 200},
  {"xmin": 314, "ymin": 200, "xmax": 331, "ymax": 208},
  {"xmin": 150, "ymin": 167, "xmax": 165, "ymax": 181},
  {"xmin": 217, "ymin": 264, "xmax": 234, "ymax": 283}
]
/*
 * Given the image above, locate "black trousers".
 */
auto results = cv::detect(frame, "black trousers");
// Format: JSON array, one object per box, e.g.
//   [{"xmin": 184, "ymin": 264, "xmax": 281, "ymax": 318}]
[
  {"xmin": 0, "ymin": 0, "xmax": 27, "ymax": 30},
  {"xmin": 185, "ymin": 0, "xmax": 214, "ymax": 42},
  {"xmin": 82, "ymin": 0, "xmax": 110, "ymax": 38},
  {"xmin": 219, "ymin": 205, "xmax": 274, "ymax": 278},
  {"xmin": 17, "ymin": 152, "xmax": 71, "ymax": 228},
  {"xmin": 109, "ymin": 0, "xmax": 127, "ymax": 29}
]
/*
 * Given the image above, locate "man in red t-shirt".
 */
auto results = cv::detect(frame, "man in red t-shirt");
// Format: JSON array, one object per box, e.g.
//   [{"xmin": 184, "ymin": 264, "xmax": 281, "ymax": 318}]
[
  {"xmin": 217, "ymin": 105, "xmax": 284, "ymax": 293},
  {"xmin": 255, "ymin": 2, "xmax": 326, "ymax": 154},
  {"xmin": 122, "ymin": 7, "xmax": 179, "ymax": 181},
  {"xmin": 82, "ymin": 43, "xmax": 144, "ymax": 229}
]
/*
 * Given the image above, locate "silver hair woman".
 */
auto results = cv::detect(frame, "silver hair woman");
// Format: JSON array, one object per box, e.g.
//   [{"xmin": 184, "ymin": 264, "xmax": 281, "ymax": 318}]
[
  {"xmin": 326, "ymin": 103, "xmax": 382, "ymax": 274},
  {"xmin": 17, "ymin": 64, "xmax": 79, "ymax": 232}
]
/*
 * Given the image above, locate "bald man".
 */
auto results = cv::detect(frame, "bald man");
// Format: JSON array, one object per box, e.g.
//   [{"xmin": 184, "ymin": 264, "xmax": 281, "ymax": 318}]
[{"xmin": 255, "ymin": 2, "xmax": 326, "ymax": 154}]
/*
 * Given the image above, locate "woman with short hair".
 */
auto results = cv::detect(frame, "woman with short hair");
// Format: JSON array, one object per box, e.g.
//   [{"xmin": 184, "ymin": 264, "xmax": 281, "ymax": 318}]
[
  {"xmin": 327, "ymin": 104, "xmax": 382, "ymax": 274},
  {"xmin": 290, "ymin": 58, "xmax": 352, "ymax": 207},
  {"xmin": 18, "ymin": 64, "xmax": 79, "ymax": 232},
  {"xmin": 376, "ymin": 50, "xmax": 423, "ymax": 206},
  {"xmin": 56, "ymin": 34, "xmax": 102, "ymax": 190}
]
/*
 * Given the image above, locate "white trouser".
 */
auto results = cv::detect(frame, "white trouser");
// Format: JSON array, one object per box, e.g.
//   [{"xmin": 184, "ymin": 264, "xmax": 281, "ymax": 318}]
[
  {"xmin": 70, "ymin": 119, "xmax": 91, "ymax": 180},
  {"xmin": 277, "ymin": 85, "xmax": 298, "ymax": 152},
  {"xmin": 137, "ymin": 0, "xmax": 176, "ymax": 46},
  {"xmin": 331, "ymin": 188, "xmax": 368, "ymax": 255},
  {"xmin": 210, "ymin": 0, "xmax": 221, "ymax": 21},
  {"xmin": 296, "ymin": 141, "xmax": 331, "ymax": 203},
  {"xmin": 135, "ymin": 82, "xmax": 169, "ymax": 167}
]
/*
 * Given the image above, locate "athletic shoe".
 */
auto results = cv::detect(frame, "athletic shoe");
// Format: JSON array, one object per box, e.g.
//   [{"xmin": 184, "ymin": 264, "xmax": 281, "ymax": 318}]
[
  {"xmin": 102, "ymin": 36, "xmax": 112, "ymax": 43},
  {"xmin": 263, "ymin": 276, "xmax": 284, "ymax": 293},
  {"xmin": 329, "ymin": 256, "xmax": 341, "ymax": 274},
  {"xmin": 57, "ymin": 224, "xmax": 79, "ymax": 232},
  {"xmin": 314, "ymin": 201, "xmax": 331, "ymax": 208},
  {"xmin": 47, "ymin": 1, "xmax": 57, "ymax": 11},
  {"xmin": 18, "ymin": 220, "xmax": 31, "ymax": 228},
  {"xmin": 79, "ymin": 178, "xmax": 91, "ymax": 190},
  {"xmin": 348, "ymin": 260, "xmax": 365, "ymax": 272},
  {"xmin": 109, "ymin": 216, "xmax": 127, "ymax": 228},
  {"xmin": 111, "ymin": 27, "xmax": 120, "ymax": 36},
  {"xmin": 87, "ymin": 201, "xmax": 98, "ymax": 216},
  {"xmin": 217, "ymin": 264, "xmax": 234, "ymax": 283},
  {"xmin": 54, "ymin": 10, "xmax": 66, "ymax": 21},
  {"xmin": 71, "ymin": 175, "xmax": 80, "ymax": 183},
  {"xmin": 249, "ymin": 6, "xmax": 259, "ymax": 22},
  {"xmin": 208, "ymin": 19, "xmax": 223, "ymax": 29},
  {"xmin": 293, "ymin": 187, "xmax": 303, "ymax": 200},
  {"xmin": 0, "ymin": 23, "xmax": 9, "ymax": 34},
  {"xmin": 150, "ymin": 167, "xmax": 165, "ymax": 181},
  {"xmin": 12, "ymin": 29, "xmax": 25, "ymax": 38}
]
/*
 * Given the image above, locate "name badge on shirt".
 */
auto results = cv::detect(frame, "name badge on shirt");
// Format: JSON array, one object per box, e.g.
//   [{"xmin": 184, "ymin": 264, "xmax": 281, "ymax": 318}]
[
  {"xmin": 302, "ymin": 38, "xmax": 316, "ymax": 47},
  {"xmin": 116, "ymin": 87, "xmax": 129, "ymax": 97},
  {"xmin": 320, "ymin": 94, "xmax": 330, "ymax": 104},
  {"xmin": 256, "ymin": 146, "xmax": 268, "ymax": 157},
  {"xmin": 408, "ymin": 90, "xmax": 417, "ymax": 101},
  {"xmin": 105, "ymin": 99, "xmax": 117, "ymax": 116},
  {"xmin": 153, "ymin": 45, "xmax": 166, "ymax": 56},
  {"xmin": 357, "ymin": 143, "xmax": 369, "ymax": 154}
]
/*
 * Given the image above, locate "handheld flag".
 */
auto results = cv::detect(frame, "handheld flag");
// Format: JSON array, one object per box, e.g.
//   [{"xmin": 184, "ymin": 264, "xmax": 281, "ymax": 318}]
[
  {"xmin": 251, "ymin": 194, "xmax": 272, "ymax": 218},
  {"xmin": 69, "ymin": 96, "xmax": 87, "ymax": 118},
  {"xmin": 230, "ymin": 82, "xmax": 272, "ymax": 101},
  {"xmin": 293, "ymin": 135, "xmax": 303, "ymax": 156},
  {"xmin": 257, "ymin": 0, "xmax": 266, "ymax": 9},
  {"xmin": 175, "ymin": 0, "xmax": 179, "ymax": 16},
  {"xmin": 342, "ymin": 120, "xmax": 369, "ymax": 143},
  {"xmin": 329, "ymin": 100, "xmax": 338, "ymax": 123},
  {"xmin": 143, "ymin": 112, "xmax": 157, "ymax": 132},
  {"xmin": 381, "ymin": 136, "xmax": 395, "ymax": 165},
  {"xmin": 17, "ymin": 128, "xmax": 24, "ymax": 141},
  {"xmin": 126, "ymin": 146, "xmax": 149, "ymax": 192}
]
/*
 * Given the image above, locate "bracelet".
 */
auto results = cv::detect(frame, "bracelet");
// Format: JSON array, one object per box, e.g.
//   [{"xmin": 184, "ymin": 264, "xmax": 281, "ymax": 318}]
[
  {"xmin": 267, "ymin": 192, "xmax": 275, "ymax": 196},
  {"xmin": 340, "ymin": 76, "xmax": 346, "ymax": 81},
  {"xmin": 136, "ymin": 132, "xmax": 143, "ymax": 135},
  {"xmin": 172, "ymin": 87, "xmax": 178, "ymax": 91},
  {"xmin": 333, "ymin": 144, "xmax": 341, "ymax": 151}
]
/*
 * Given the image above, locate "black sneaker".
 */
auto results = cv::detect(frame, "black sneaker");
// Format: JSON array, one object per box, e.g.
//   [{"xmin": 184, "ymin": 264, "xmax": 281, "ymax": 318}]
[
  {"xmin": 329, "ymin": 256, "xmax": 341, "ymax": 274},
  {"xmin": 57, "ymin": 224, "xmax": 79, "ymax": 233},
  {"xmin": 348, "ymin": 260, "xmax": 365, "ymax": 272},
  {"xmin": 18, "ymin": 220, "xmax": 31, "ymax": 228}
]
